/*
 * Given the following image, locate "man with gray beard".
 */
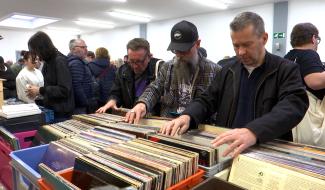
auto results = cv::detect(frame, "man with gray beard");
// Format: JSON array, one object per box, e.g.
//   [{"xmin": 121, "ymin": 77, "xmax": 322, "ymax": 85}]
[{"xmin": 125, "ymin": 20, "xmax": 221, "ymax": 124}]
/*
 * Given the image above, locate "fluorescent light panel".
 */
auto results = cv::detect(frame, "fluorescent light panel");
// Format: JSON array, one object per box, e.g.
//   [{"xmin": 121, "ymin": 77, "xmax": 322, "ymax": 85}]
[
  {"xmin": 108, "ymin": 10, "xmax": 151, "ymax": 22},
  {"xmin": 191, "ymin": 0, "xmax": 228, "ymax": 9},
  {"xmin": 75, "ymin": 18, "xmax": 115, "ymax": 28},
  {"xmin": 0, "ymin": 13, "xmax": 59, "ymax": 29},
  {"xmin": 46, "ymin": 27, "xmax": 82, "ymax": 33}
]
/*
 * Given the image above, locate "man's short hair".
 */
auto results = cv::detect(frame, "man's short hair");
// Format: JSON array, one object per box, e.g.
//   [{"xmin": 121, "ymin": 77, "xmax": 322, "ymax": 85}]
[
  {"xmin": 290, "ymin": 23, "xmax": 319, "ymax": 47},
  {"xmin": 69, "ymin": 39, "xmax": 77, "ymax": 51},
  {"xmin": 126, "ymin": 38, "xmax": 150, "ymax": 53},
  {"xmin": 230, "ymin": 12, "xmax": 265, "ymax": 37}
]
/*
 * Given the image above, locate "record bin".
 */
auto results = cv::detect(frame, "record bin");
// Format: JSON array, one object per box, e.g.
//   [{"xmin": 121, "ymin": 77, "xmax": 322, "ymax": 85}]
[
  {"xmin": 38, "ymin": 168, "xmax": 205, "ymax": 190},
  {"xmin": 10, "ymin": 144, "xmax": 77, "ymax": 190}
]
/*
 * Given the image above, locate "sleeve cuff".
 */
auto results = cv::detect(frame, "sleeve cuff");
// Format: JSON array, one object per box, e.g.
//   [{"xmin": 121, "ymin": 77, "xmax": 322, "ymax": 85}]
[{"xmin": 39, "ymin": 87, "xmax": 45, "ymax": 95}]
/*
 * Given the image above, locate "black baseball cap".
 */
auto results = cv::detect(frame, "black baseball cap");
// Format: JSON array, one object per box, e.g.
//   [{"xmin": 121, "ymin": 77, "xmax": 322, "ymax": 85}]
[{"xmin": 167, "ymin": 20, "xmax": 198, "ymax": 52}]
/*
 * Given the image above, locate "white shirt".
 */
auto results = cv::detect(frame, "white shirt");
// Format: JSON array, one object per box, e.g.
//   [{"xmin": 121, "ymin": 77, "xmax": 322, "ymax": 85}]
[{"xmin": 16, "ymin": 67, "xmax": 44, "ymax": 103}]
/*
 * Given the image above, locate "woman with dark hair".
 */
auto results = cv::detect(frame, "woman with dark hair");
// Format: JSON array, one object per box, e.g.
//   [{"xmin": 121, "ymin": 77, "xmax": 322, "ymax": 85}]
[
  {"xmin": 0, "ymin": 55, "xmax": 16, "ymax": 99},
  {"xmin": 26, "ymin": 31, "xmax": 74, "ymax": 121},
  {"xmin": 16, "ymin": 51, "xmax": 44, "ymax": 103}
]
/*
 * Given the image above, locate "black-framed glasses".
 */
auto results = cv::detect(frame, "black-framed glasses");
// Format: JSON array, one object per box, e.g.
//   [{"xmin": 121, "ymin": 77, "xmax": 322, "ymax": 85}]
[
  {"xmin": 128, "ymin": 54, "xmax": 148, "ymax": 65},
  {"xmin": 316, "ymin": 36, "xmax": 321, "ymax": 44},
  {"xmin": 75, "ymin": 45, "xmax": 88, "ymax": 49}
]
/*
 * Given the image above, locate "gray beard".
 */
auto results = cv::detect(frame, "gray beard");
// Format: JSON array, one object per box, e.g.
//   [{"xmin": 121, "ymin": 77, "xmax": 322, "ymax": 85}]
[{"xmin": 174, "ymin": 54, "xmax": 199, "ymax": 83}]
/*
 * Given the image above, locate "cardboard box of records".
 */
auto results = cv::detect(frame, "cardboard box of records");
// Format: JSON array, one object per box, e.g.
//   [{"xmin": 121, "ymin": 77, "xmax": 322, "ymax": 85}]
[{"xmin": 197, "ymin": 140, "xmax": 325, "ymax": 190}]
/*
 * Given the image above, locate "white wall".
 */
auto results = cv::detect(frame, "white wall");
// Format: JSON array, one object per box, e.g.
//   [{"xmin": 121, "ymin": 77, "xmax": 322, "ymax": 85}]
[
  {"xmin": 287, "ymin": 0, "xmax": 325, "ymax": 60},
  {"xmin": 0, "ymin": 29, "xmax": 76, "ymax": 62},
  {"xmin": 82, "ymin": 25, "xmax": 140, "ymax": 61},
  {"xmin": 148, "ymin": 3, "xmax": 274, "ymax": 62}
]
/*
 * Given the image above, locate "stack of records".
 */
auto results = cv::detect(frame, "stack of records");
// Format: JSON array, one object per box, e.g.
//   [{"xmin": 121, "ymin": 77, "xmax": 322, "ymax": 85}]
[
  {"xmin": 261, "ymin": 140, "xmax": 325, "ymax": 161},
  {"xmin": 229, "ymin": 144, "xmax": 325, "ymax": 190},
  {"xmin": 103, "ymin": 123, "xmax": 160, "ymax": 138},
  {"xmin": 38, "ymin": 138, "xmax": 199, "ymax": 190},
  {"xmin": 57, "ymin": 126, "xmax": 137, "ymax": 153},
  {"xmin": 148, "ymin": 130, "xmax": 230, "ymax": 168},
  {"xmin": 0, "ymin": 103, "xmax": 41, "ymax": 119},
  {"xmin": 72, "ymin": 113, "xmax": 125, "ymax": 125},
  {"xmin": 74, "ymin": 138, "xmax": 199, "ymax": 190},
  {"xmin": 37, "ymin": 119, "xmax": 96, "ymax": 143}
]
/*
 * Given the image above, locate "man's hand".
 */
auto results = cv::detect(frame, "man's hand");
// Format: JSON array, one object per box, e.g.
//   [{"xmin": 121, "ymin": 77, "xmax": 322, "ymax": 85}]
[
  {"xmin": 211, "ymin": 128, "xmax": 257, "ymax": 158},
  {"xmin": 124, "ymin": 103, "xmax": 147, "ymax": 124},
  {"xmin": 26, "ymin": 85, "xmax": 40, "ymax": 99},
  {"xmin": 96, "ymin": 100, "xmax": 118, "ymax": 113},
  {"xmin": 160, "ymin": 115, "xmax": 191, "ymax": 136}
]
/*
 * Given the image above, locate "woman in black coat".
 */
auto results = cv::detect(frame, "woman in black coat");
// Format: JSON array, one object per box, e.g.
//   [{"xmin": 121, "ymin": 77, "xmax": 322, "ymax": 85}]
[{"xmin": 26, "ymin": 31, "xmax": 74, "ymax": 121}]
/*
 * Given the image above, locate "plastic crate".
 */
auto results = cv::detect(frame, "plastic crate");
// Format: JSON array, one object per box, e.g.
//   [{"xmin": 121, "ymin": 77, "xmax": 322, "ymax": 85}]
[
  {"xmin": 10, "ymin": 144, "xmax": 77, "ymax": 190},
  {"xmin": 38, "ymin": 168, "xmax": 204, "ymax": 190},
  {"xmin": 13, "ymin": 130, "xmax": 37, "ymax": 149},
  {"xmin": 0, "ymin": 139, "xmax": 13, "ymax": 190},
  {"xmin": 38, "ymin": 168, "xmax": 73, "ymax": 190},
  {"xmin": 167, "ymin": 169, "xmax": 205, "ymax": 190}
]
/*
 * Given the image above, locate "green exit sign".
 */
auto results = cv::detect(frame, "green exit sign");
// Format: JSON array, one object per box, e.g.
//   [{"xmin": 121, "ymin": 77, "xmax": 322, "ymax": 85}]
[{"xmin": 274, "ymin": 32, "xmax": 286, "ymax": 39}]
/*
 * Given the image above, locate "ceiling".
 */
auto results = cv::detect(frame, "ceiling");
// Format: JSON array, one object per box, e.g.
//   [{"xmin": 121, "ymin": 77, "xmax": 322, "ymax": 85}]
[{"xmin": 0, "ymin": 0, "xmax": 282, "ymax": 34}]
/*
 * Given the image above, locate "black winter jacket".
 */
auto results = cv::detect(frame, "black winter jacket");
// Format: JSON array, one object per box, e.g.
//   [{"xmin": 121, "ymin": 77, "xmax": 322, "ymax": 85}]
[
  {"xmin": 39, "ymin": 51, "xmax": 74, "ymax": 117},
  {"xmin": 109, "ymin": 58, "xmax": 163, "ymax": 109},
  {"xmin": 183, "ymin": 52, "xmax": 309, "ymax": 143}
]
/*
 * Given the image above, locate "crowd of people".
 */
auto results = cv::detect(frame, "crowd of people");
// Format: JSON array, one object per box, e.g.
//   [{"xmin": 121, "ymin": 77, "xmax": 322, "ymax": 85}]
[{"xmin": 1, "ymin": 11, "xmax": 324, "ymax": 156}]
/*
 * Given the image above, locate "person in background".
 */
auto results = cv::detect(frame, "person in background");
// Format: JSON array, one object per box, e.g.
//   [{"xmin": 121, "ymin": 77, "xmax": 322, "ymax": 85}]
[
  {"xmin": 68, "ymin": 39, "xmax": 96, "ymax": 114},
  {"xmin": 11, "ymin": 51, "xmax": 26, "ymax": 77},
  {"xmin": 88, "ymin": 47, "xmax": 116, "ymax": 107},
  {"xmin": 96, "ymin": 38, "xmax": 164, "ymax": 113},
  {"xmin": 125, "ymin": 20, "xmax": 220, "ymax": 124},
  {"xmin": 85, "ymin": 50, "xmax": 95, "ymax": 63},
  {"xmin": 16, "ymin": 51, "xmax": 44, "ymax": 103},
  {"xmin": 26, "ymin": 31, "xmax": 74, "ymax": 121},
  {"xmin": 160, "ymin": 12, "xmax": 308, "ymax": 158},
  {"xmin": 284, "ymin": 23, "xmax": 324, "ymax": 100},
  {"xmin": 0, "ymin": 55, "xmax": 16, "ymax": 99}
]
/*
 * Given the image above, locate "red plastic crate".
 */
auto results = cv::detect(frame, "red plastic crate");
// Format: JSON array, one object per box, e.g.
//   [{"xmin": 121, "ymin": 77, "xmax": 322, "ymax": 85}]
[
  {"xmin": 0, "ymin": 138, "xmax": 13, "ymax": 190},
  {"xmin": 38, "ymin": 168, "xmax": 204, "ymax": 190},
  {"xmin": 167, "ymin": 169, "xmax": 205, "ymax": 190},
  {"xmin": 13, "ymin": 130, "xmax": 37, "ymax": 149}
]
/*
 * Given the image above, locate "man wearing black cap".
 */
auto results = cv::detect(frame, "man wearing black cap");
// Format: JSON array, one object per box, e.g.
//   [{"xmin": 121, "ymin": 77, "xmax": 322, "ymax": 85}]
[
  {"xmin": 160, "ymin": 12, "xmax": 308, "ymax": 158},
  {"xmin": 125, "ymin": 20, "xmax": 221, "ymax": 123}
]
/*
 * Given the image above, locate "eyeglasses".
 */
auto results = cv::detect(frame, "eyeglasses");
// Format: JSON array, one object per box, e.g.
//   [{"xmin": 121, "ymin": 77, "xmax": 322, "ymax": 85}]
[
  {"xmin": 75, "ymin": 45, "xmax": 87, "ymax": 49},
  {"xmin": 128, "ymin": 54, "xmax": 148, "ymax": 65},
  {"xmin": 316, "ymin": 36, "xmax": 321, "ymax": 44}
]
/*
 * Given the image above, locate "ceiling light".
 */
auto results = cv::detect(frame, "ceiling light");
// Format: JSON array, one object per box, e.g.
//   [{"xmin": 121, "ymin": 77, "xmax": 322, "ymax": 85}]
[
  {"xmin": 110, "ymin": 0, "xmax": 127, "ymax": 2},
  {"xmin": 11, "ymin": 14, "xmax": 35, "ymax": 20},
  {"xmin": 108, "ymin": 10, "xmax": 151, "ymax": 22},
  {"xmin": 0, "ymin": 13, "xmax": 59, "ymax": 29},
  {"xmin": 46, "ymin": 27, "xmax": 82, "ymax": 34},
  {"xmin": 75, "ymin": 18, "xmax": 115, "ymax": 29},
  {"xmin": 191, "ymin": 0, "xmax": 228, "ymax": 9}
]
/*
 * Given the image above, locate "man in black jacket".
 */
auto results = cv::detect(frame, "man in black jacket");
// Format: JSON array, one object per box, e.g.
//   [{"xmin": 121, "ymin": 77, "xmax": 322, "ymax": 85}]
[
  {"xmin": 161, "ymin": 12, "xmax": 308, "ymax": 158},
  {"xmin": 96, "ymin": 38, "xmax": 163, "ymax": 113}
]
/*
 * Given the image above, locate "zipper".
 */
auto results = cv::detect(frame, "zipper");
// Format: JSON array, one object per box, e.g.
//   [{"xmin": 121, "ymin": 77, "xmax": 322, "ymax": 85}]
[{"xmin": 253, "ymin": 70, "xmax": 277, "ymax": 118}]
